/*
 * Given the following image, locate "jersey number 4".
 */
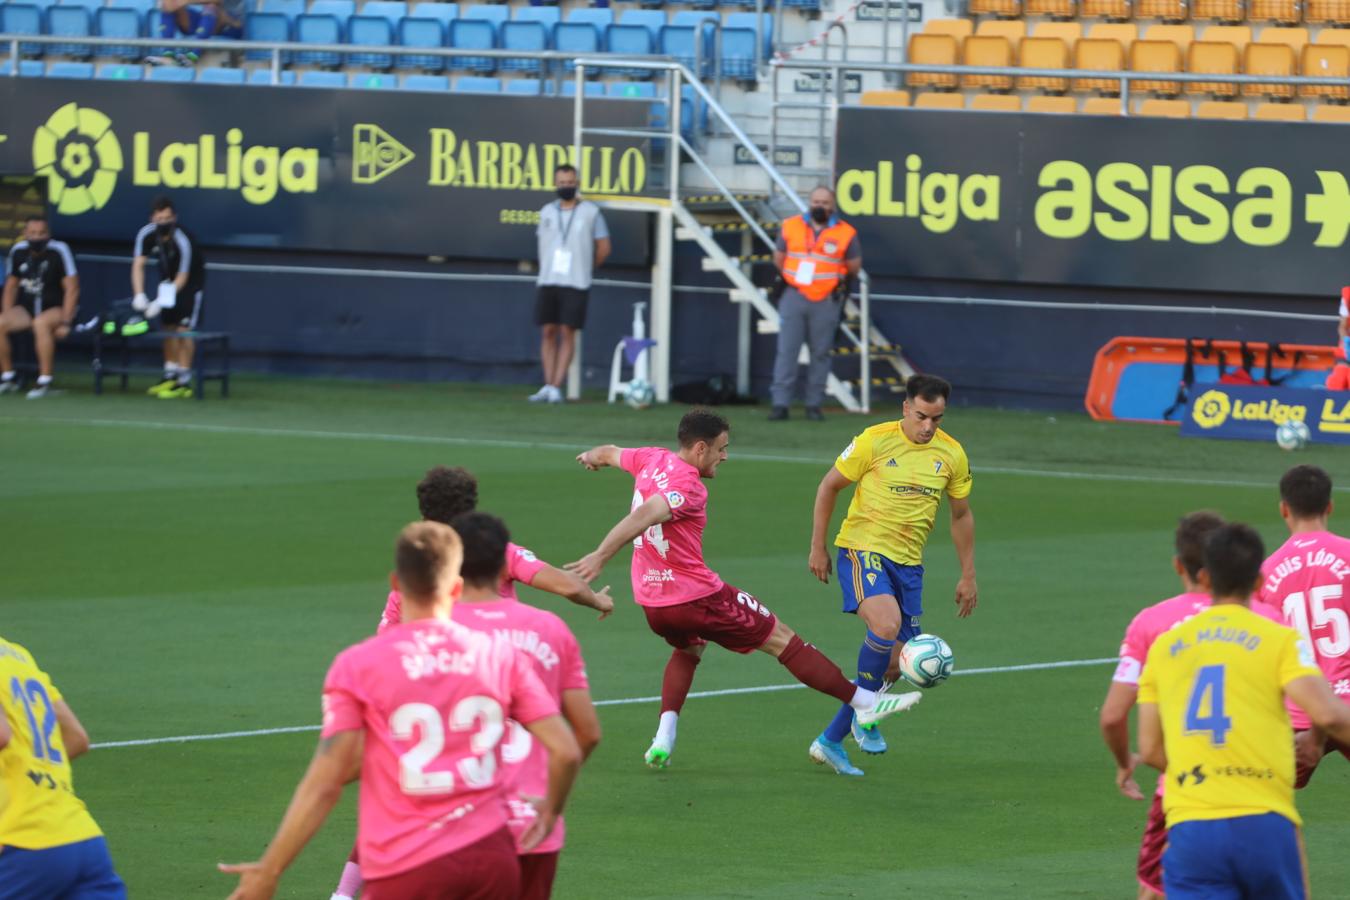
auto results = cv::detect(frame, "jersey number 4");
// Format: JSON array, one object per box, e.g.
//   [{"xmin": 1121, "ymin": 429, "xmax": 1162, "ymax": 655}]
[
  {"xmin": 1282, "ymin": 586, "xmax": 1350, "ymax": 659},
  {"xmin": 9, "ymin": 677, "xmax": 62, "ymax": 765},
  {"xmin": 390, "ymin": 696, "xmax": 505, "ymax": 795},
  {"xmin": 1183, "ymin": 664, "xmax": 1232, "ymax": 747},
  {"xmin": 631, "ymin": 490, "xmax": 671, "ymax": 558}
]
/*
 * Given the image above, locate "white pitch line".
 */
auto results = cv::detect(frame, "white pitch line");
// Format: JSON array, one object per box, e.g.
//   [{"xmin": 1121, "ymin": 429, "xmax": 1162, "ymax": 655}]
[
  {"xmin": 89, "ymin": 656, "xmax": 1116, "ymax": 751},
  {"xmin": 0, "ymin": 415, "xmax": 1326, "ymax": 492}
]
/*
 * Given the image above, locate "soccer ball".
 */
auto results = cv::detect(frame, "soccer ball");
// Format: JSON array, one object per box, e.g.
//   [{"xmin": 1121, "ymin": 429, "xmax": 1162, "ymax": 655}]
[
  {"xmin": 898, "ymin": 633, "xmax": 955, "ymax": 688},
  {"xmin": 625, "ymin": 379, "xmax": 655, "ymax": 410},
  {"xmin": 1275, "ymin": 420, "xmax": 1310, "ymax": 451}
]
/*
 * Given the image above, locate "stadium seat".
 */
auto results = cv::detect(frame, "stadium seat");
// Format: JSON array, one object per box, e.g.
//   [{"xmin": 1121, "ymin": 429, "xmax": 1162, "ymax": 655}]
[
  {"xmin": 1312, "ymin": 103, "xmax": 1350, "ymax": 121},
  {"xmin": 1073, "ymin": 38, "xmax": 1126, "ymax": 94},
  {"xmin": 1079, "ymin": 0, "xmax": 1130, "ymax": 20},
  {"xmin": 1137, "ymin": 97, "xmax": 1191, "ymax": 116},
  {"xmin": 260, "ymin": 0, "xmax": 306, "ymax": 23},
  {"xmin": 1192, "ymin": 0, "xmax": 1244, "ymax": 21},
  {"xmin": 401, "ymin": 72, "xmax": 449, "ymax": 90},
  {"xmin": 970, "ymin": 92, "xmax": 1021, "ymax": 110},
  {"xmin": 0, "ymin": 59, "xmax": 46, "ymax": 76},
  {"xmin": 94, "ymin": 7, "xmax": 142, "ymax": 61},
  {"xmin": 455, "ymin": 74, "xmax": 501, "ymax": 92},
  {"xmin": 617, "ymin": 8, "xmax": 664, "ymax": 44},
  {"xmin": 247, "ymin": 67, "xmax": 297, "ymax": 84},
  {"xmin": 724, "ymin": 12, "xmax": 771, "ymax": 61},
  {"xmin": 968, "ymin": 0, "xmax": 1021, "ymax": 18},
  {"xmin": 297, "ymin": 69, "xmax": 345, "ymax": 86},
  {"xmin": 505, "ymin": 76, "xmax": 543, "ymax": 94},
  {"xmin": 1130, "ymin": 40, "xmax": 1183, "ymax": 96},
  {"xmin": 560, "ymin": 78, "xmax": 605, "ymax": 96},
  {"xmin": 1144, "ymin": 24, "xmax": 1195, "ymax": 51},
  {"xmin": 1, "ymin": 5, "xmax": 45, "ymax": 58},
  {"xmin": 1261, "ymin": 28, "xmax": 1310, "ymax": 54},
  {"xmin": 198, "ymin": 66, "xmax": 245, "ymax": 83},
  {"xmin": 1200, "ymin": 25, "xmax": 1252, "ymax": 52},
  {"xmin": 1035, "ymin": 21, "xmax": 1082, "ymax": 44},
  {"xmin": 660, "ymin": 12, "xmax": 718, "ymax": 76},
  {"xmin": 1019, "ymin": 35, "xmax": 1072, "ymax": 93},
  {"xmin": 1301, "ymin": 43, "xmax": 1350, "ymax": 99},
  {"xmin": 906, "ymin": 34, "xmax": 958, "ymax": 90},
  {"xmin": 244, "ymin": 12, "xmax": 291, "ymax": 63},
  {"xmin": 63, "ymin": 0, "xmax": 102, "ymax": 11},
  {"xmin": 147, "ymin": 64, "xmax": 193, "ymax": 81},
  {"xmin": 348, "ymin": 15, "xmax": 395, "ymax": 69},
  {"xmin": 397, "ymin": 17, "xmax": 446, "ymax": 72},
  {"xmin": 1254, "ymin": 101, "xmax": 1306, "ymax": 119},
  {"xmin": 1081, "ymin": 96, "xmax": 1123, "ymax": 113},
  {"xmin": 501, "ymin": 21, "xmax": 548, "ymax": 74},
  {"xmin": 1186, "ymin": 40, "xmax": 1240, "ymax": 96},
  {"xmin": 1137, "ymin": 0, "xmax": 1188, "ymax": 20},
  {"xmin": 565, "ymin": 7, "xmax": 614, "ymax": 32},
  {"xmin": 515, "ymin": 7, "xmax": 561, "ymax": 31},
  {"xmin": 96, "ymin": 62, "xmax": 141, "ymax": 79},
  {"xmin": 607, "ymin": 80, "xmax": 657, "ymax": 98},
  {"xmin": 350, "ymin": 71, "xmax": 396, "ymax": 88},
  {"xmin": 781, "ymin": 0, "xmax": 821, "ymax": 12},
  {"xmin": 923, "ymin": 19, "xmax": 973, "ymax": 40},
  {"xmin": 975, "ymin": 19, "xmax": 1026, "ymax": 42},
  {"xmin": 914, "ymin": 92, "xmax": 966, "ymax": 108},
  {"xmin": 448, "ymin": 18, "xmax": 496, "ymax": 72},
  {"xmin": 962, "ymin": 35, "xmax": 1014, "ymax": 91},
  {"xmin": 719, "ymin": 26, "xmax": 758, "ymax": 81},
  {"xmin": 1088, "ymin": 24, "xmax": 1138, "ymax": 45},
  {"xmin": 410, "ymin": 2, "xmax": 458, "ymax": 28},
  {"xmin": 1250, "ymin": 0, "xmax": 1302, "ymax": 22},
  {"xmin": 296, "ymin": 1, "xmax": 353, "ymax": 68},
  {"xmin": 1026, "ymin": 94, "xmax": 1076, "ymax": 112},
  {"xmin": 859, "ymin": 89, "xmax": 911, "ymax": 106},
  {"xmin": 1196, "ymin": 99, "xmax": 1248, "ymax": 117},
  {"xmin": 1306, "ymin": 0, "xmax": 1350, "ymax": 24},
  {"xmin": 461, "ymin": 4, "xmax": 507, "ymax": 29},
  {"xmin": 1244, "ymin": 43, "xmax": 1296, "ymax": 98},
  {"xmin": 48, "ymin": 6, "xmax": 93, "ymax": 60},
  {"xmin": 1025, "ymin": 0, "xmax": 1076, "ymax": 19},
  {"xmin": 361, "ymin": 1, "xmax": 407, "ymax": 26},
  {"xmin": 47, "ymin": 61, "xmax": 94, "ymax": 78}
]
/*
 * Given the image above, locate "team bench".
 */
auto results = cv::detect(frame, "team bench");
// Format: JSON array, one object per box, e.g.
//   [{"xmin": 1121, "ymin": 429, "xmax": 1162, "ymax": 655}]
[{"xmin": 92, "ymin": 329, "xmax": 231, "ymax": 400}]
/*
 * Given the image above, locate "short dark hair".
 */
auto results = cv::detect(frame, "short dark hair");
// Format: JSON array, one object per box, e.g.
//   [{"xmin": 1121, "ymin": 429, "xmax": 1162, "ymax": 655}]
[
  {"xmin": 906, "ymin": 374, "xmax": 951, "ymax": 404},
  {"xmin": 24, "ymin": 214, "xmax": 47, "ymax": 226},
  {"xmin": 1175, "ymin": 511, "xmax": 1225, "ymax": 580},
  {"xmin": 451, "ymin": 512, "xmax": 510, "ymax": 588},
  {"xmin": 1204, "ymin": 523, "xmax": 1266, "ymax": 599},
  {"xmin": 151, "ymin": 195, "xmax": 175, "ymax": 214},
  {"xmin": 395, "ymin": 520, "xmax": 462, "ymax": 600},
  {"xmin": 678, "ymin": 408, "xmax": 729, "ymax": 448},
  {"xmin": 1280, "ymin": 464, "xmax": 1333, "ymax": 519},
  {"xmin": 555, "ymin": 164, "xmax": 578, "ymax": 176},
  {"xmin": 416, "ymin": 466, "xmax": 479, "ymax": 525}
]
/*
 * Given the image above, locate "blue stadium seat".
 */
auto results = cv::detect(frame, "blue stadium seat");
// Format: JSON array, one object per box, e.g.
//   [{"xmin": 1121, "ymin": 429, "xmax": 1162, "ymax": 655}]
[
  {"xmin": 560, "ymin": 79, "xmax": 604, "ymax": 96},
  {"xmin": 244, "ymin": 12, "xmax": 291, "ymax": 62},
  {"xmin": 447, "ymin": 18, "xmax": 494, "ymax": 72},
  {"xmin": 347, "ymin": 15, "xmax": 394, "ymax": 68},
  {"xmin": 553, "ymin": 21, "xmax": 597, "ymax": 72},
  {"xmin": 782, "ymin": 0, "xmax": 819, "ymax": 10},
  {"xmin": 47, "ymin": 60, "xmax": 94, "ymax": 78},
  {"xmin": 461, "ymin": 4, "xmax": 506, "ymax": 26},
  {"xmin": 401, "ymin": 72, "xmax": 448, "ymax": 90},
  {"xmin": 350, "ymin": 71, "xmax": 395, "ymax": 87},
  {"xmin": 604, "ymin": 24, "xmax": 653, "ymax": 77},
  {"xmin": 566, "ymin": 7, "xmax": 613, "ymax": 30},
  {"xmin": 455, "ymin": 74, "xmax": 500, "ymax": 92},
  {"xmin": 720, "ymin": 14, "xmax": 768, "ymax": 80},
  {"xmin": 513, "ymin": 6, "xmax": 559, "ymax": 30},
  {"xmin": 0, "ymin": 59, "xmax": 46, "ymax": 76},
  {"xmin": 95, "ymin": 7, "xmax": 143, "ymax": 61},
  {"xmin": 296, "ymin": 6, "xmax": 346, "ymax": 68},
  {"xmin": 147, "ymin": 64, "xmax": 193, "ymax": 80},
  {"xmin": 661, "ymin": 13, "xmax": 719, "ymax": 76},
  {"xmin": 63, "ymin": 0, "xmax": 103, "ymax": 11},
  {"xmin": 607, "ymin": 80, "xmax": 656, "ymax": 98},
  {"xmin": 396, "ymin": 16, "xmax": 445, "ymax": 71},
  {"xmin": 410, "ymin": 1, "xmax": 458, "ymax": 27},
  {"xmin": 247, "ymin": 67, "xmax": 297, "ymax": 84},
  {"xmin": 259, "ymin": 0, "xmax": 307, "ymax": 23},
  {"xmin": 725, "ymin": 12, "xmax": 771, "ymax": 57},
  {"xmin": 1, "ymin": 5, "xmax": 46, "ymax": 59},
  {"xmin": 97, "ymin": 62, "xmax": 142, "ymax": 79},
  {"xmin": 500, "ymin": 20, "xmax": 546, "ymax": 74},
  {"xmin": 505, "ymin": 76, "xmax": 543, "ymax": 94},
  {"xmin": 47, "ymin": 5, "xmax": 94, "ymax": 60},
  {"xmin": 618, "ymin": 8, "xmax": 664, "ymax": 43},
  {"xmin": 360, "ymin": 0, "xmax": 407, "ymax": 25},
  {"xmin": 298, "ymin": 68, "xmax": 345, "ymax": 86},
  {"xmin": 198, "ymin": 65, "xmax": 246, "ymax": 83}
]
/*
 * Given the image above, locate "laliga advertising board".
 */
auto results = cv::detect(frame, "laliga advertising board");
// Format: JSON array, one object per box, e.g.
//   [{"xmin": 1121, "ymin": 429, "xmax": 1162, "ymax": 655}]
[
  {"xmin": 1181, "ymin": 385, "xmax": 1350, "ymax": 445},
  {"xmin": 0, "ymin": 78, "xmax": 652, "ymax": 263}
]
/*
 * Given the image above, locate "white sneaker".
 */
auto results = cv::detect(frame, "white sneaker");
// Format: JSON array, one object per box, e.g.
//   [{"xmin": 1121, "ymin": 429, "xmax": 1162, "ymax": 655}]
[
  {"xmin": 644, "ymin": 738, "xmax": 673, "ymax": 768},
  {"xmin": 546, "ymin": 384, "xmax": 564, "ymax": 404},
  {"xmin": 25, "ymin": 383, "xmax": 52, "ymax": 399},
  {"xmin": 854, "ymin": 690, "xmax": 923, "ymax": 729},
  {"xmin": 0, "ymin": 379, "xmax": 19, "ymax": 395},
  {"xmin": 527, "ymin": 385, "xmax": 552, "ymax": 403}
]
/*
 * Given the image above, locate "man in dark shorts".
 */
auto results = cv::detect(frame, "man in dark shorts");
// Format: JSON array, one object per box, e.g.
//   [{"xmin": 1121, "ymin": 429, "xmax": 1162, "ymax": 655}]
[
  {"xmin": 0, "ymin": 215, "xmax": 80, "ymax": 398},
  {"xmin": 568, "ymin": 408, "xmax": 922, "ymax": 769},
  {"xmin": 528, "ymin": 164, "xmax": 610, "ymax": 405},
  {"xmin": 131, "ymin": 195, "xmax": 206, "ymax": 399}
]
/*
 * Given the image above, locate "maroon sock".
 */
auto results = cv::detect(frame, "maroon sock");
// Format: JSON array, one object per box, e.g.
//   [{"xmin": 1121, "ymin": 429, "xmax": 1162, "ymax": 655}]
[
  {"xmin": 348, "ymin": 841, "xmax": 360, "ymax": 864},
  {"xmin": 778, "ymin": 635, "xmax": 856, "ymax": 705},
  {"xmin": 661, "ymin": 649, "xmax": 702, "ymax": 714}
]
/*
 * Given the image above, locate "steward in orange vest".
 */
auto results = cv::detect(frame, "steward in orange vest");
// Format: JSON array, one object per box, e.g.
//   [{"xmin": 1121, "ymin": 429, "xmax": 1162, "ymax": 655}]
[{"xmin": 780, "ymin": 214, "xmax": 858, "ymax": 302}]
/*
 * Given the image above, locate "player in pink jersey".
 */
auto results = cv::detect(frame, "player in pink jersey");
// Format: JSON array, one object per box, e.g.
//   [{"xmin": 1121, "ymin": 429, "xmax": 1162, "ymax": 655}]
[
  {"xmin": 220, "ymin": 522, "xmax": 582, "ymax": 900},
  {"xmin": 1258, "ymin": 464, "xmax": 1350, "ymax": 788},
  {"xmin": 451, "ymin": 511, "xmax": 601, "ymax": 900},
  {"xmin": 569, "ymin": 408, "xmax": 921, "ymax": 769}
]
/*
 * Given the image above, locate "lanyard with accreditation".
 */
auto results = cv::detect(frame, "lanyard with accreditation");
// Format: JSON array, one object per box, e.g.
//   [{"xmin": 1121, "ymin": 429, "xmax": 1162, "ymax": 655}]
[{"xmin": 551, "ymin": 201, "xmax": 580, "ymax": 277}]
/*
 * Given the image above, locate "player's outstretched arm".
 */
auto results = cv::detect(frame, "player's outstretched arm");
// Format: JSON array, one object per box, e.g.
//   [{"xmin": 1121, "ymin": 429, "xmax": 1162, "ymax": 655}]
[
  {"xmin": 518, "ymin": 714, "xmax": 582, "ymax": 852},
  {"xmin": 1099, "ymin": 682, "xmax": 1145, "ymax": 800},
  {"xmin": 218, "ymin": 729, "xmax": 361, "ymax": 900},
  {"xmin": 1137, "ymin": 702, "xmax": 1166, "ymax": 772},
  {"xmin": 809, "ymin": 468, "xmax": 852, "ymax": 584},
  {"xmin": 1285, "ymin": 675, "xmax": 1350, "ymax": 746},
  {"xmin": 530, "ymin": 565, "xmax": 615, "ymax": 620},
  {"xmin": 576, "ymin": 445, "xmax": 624, "ymax": 471},
  {"xmin": 949, "ymin": 497, "xmax": 978, "ymax": 618},
  {"xmin": 54, "ymin": 701, "xmax": 90, "ymax": 760},
  {"xmin": 567, "ymin": 494, "xmax": 672, "ymax": 582}
]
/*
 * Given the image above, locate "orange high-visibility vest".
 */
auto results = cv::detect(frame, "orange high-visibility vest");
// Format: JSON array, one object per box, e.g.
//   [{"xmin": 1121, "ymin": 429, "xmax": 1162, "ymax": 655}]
[{"xmin": 781, "ymin": 215, "xmax": 857, "ymax": 302}]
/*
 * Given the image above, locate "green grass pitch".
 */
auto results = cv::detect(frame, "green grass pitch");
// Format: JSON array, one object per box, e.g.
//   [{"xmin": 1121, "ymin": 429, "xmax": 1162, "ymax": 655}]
[{"xmin": 2, "ymin": 378, "xmax": 1347, "ymax": 898}]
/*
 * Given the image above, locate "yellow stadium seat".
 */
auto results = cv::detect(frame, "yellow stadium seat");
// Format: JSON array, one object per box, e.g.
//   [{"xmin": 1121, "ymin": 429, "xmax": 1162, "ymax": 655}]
[
  {"xmin": 1131, "ymin": 39, "xmax": 1184, "ymax": 95},
  {"xmin": 906, "ymin": 34, "xmax": 959, "ymax": 90},
  {"xmin": 969, "ymin": 0, "xmax": 1022, "ymax": 17},
  {"xmin": 1261, "ymin": 28, "xmax": 1311, "ymax": 54},
  {"xmin": 1026, "ymin": 95, "xmax": 1078, "ymax": 113},
  {"xmin": 1306, "ymin": 0, "xmax": 1350, "ymax": 24},
  {"xmin": 1200, "ymin": 25, "xmax": 1254, "ymax": 52},
  {"xmin": 1312, "ymin": 103, "xmax": 1350, "ymax": 121},
  {"xmin": 1026, "ymin": 0, "xmax": 1077, "ymax": 17},
  {"xmin": 1082, "ymin": 96, "xmax": 1125, "ymax": 114},
  {"xmin": 1187, "ymin": 40, "xmax": 1241, "ymax": 96},
  {"xmin": 1249, "ymin": 0, "xmax": 1302, "ymax": 23},
  {"xmin": 1089, "ymin": 23, "xmax": 1140, "ymax": 44},
  {"xmin": 1144, "ymin": 24, "xmax": 1195, "ymax": 51},
  {"xmin": 1244, "ymin": 43, "xmax": 1297, "ymax": 98},
  {"xmin": 1137, "ymin": 98, "xmax": 1193, "ymax": 116},
  {"xmin": 976, "ymin": 19, "xmax": 1028, "ymax": 41},
  {"xmin": 1196, "ymin": 100, "xmax": 1250, "ymax": 117},
  {"xmin": 1019, "ymin": 36, "xmax": 1073, "ymax": 92},
  {"xmin": 1192, "ymin": 0, "xmax": 1245, "ymax": 21},
  {"xmin": 1301, "ymin": 44, "xmax": 1350, "ymax": 99},
  {"xmin": 1254, "ymin": 101, "xmax": 1308, "ymax": 119},
  {"xmin": 1137, "ymin": 0, "xmax": 1188, "ymax": 20},
  {"xmin": 962, "ymin": 35, "xmax": 1015, "ymax": 90},
  {"xmin": 914, "ymin": 92, "xmax": 967, "ymax": 109},
  {"xmin": 1080, "ymin": 0, "xmax": 1131, "ymax": 20},
  {"xmin": 1312, "ymin": 29, "xmax": 1350, "ymax": 51},
  {"xmin": 1034, "ymin": 22, "xmax": 1083, "ymax": 44},
  {"xmin": 971, "ymin": 92, "xmax": 1023, "ymax": 110},
  {"xmin": 860, "ymin": 90, "xmax": 912, "ymax": 107},
  {"xmin": 923, "ymin": 19, "xmax": 975, "ymax": 40},
  {"xmin": 1074, "ymin": 37, "xmax": 1127, "ymax": 94}
]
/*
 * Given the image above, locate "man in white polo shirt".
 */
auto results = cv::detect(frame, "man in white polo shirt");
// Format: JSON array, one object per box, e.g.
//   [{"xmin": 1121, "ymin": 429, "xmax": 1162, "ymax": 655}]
[{"xmin": 529, "ymin": 164, "xmax": 611, "ymax": 404}]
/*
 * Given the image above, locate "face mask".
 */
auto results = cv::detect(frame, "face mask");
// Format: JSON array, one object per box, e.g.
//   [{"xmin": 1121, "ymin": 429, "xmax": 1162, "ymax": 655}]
[
  {"xmin": 810, "ymin": 206, "xmax": 830, "ymax": 224},
  {"xmin": 27, "ymin": 239, "xmax": 48, "ymax": 254},
  {"xmin": 556, "ymin": 186, "xmax": 578, "ymax": 201},
  {"xmin": 156, "ymin": 222, "xmax": 174, "ymax": 236}
]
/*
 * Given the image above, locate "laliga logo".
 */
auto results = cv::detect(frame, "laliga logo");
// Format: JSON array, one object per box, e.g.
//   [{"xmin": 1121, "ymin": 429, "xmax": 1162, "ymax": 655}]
[
  {"xmin": 33, "ymin": 103, "xmax": 123, "ymax": 215},
  {"xmin": 1192, "ymin": 390, "xmax": 1232, "ymax": 429}
]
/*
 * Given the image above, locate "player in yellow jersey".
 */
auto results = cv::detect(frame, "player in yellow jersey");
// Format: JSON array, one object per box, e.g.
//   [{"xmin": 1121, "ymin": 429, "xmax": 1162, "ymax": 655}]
[
  {"xmin": 1138, "ymin": 523, "xmax": 1350, "ymax": 899},
  {"xmin": 0, "ymin": 635, "xmax": 125, "ymax": 900},
  {"xmin": 805, "ymin": 374, "xmax": 977, "ymax": 775}
]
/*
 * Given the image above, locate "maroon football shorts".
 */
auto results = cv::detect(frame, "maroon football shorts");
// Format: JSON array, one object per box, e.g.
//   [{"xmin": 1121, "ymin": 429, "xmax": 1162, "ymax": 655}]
[
  {"xmin": 1136, "ymin": 791, "xmax": 1166, "ymax": 896},
  {"xmin": 364, "ymin": 827, "xmax": 519, "ymax": 900},
  {"xmin": 1295, "ymin": 729, "xmax": 1350, "ymax": 789},
  {"xmin": 642, "ymin": 583, "xmax": 777, "ymax": 654},
  {"xmin": 518, "ymin": 851, "xmax": 560, "ymax": 900}
]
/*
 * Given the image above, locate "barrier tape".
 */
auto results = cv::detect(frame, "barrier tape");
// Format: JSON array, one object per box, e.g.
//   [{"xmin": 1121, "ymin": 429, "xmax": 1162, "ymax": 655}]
[{"xmin": 774, "ymin": 0, "xmax": 869, "ymax": 62}]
